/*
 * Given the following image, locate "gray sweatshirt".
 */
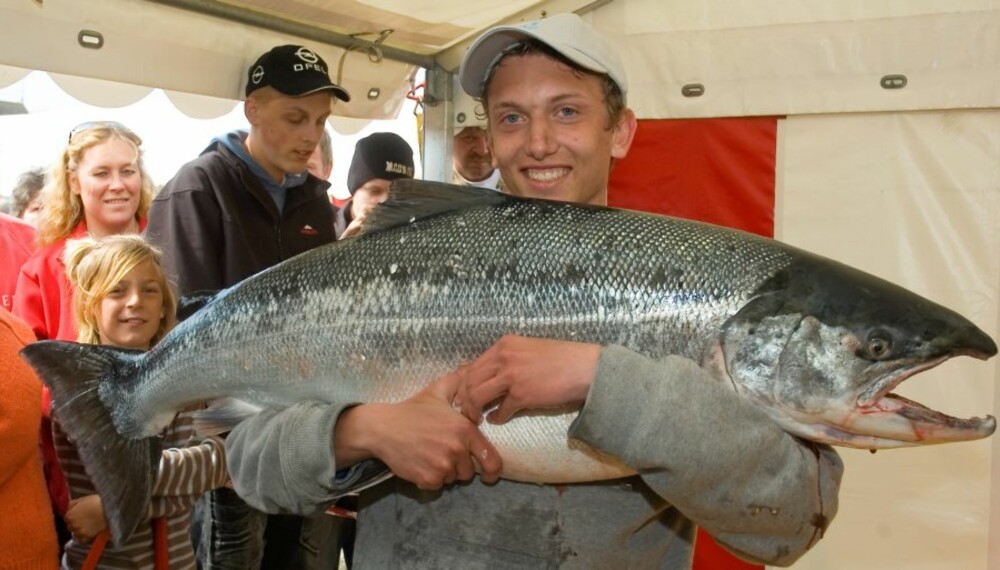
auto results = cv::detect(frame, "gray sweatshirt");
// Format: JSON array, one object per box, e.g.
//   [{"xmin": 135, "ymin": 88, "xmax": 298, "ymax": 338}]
[{"xmin": 226, "ymin": 346, "xmax": 843, "ymax": 569}]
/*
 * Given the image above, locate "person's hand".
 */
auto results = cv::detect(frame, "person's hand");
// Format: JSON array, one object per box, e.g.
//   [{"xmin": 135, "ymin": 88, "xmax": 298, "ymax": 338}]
[
  {"xmin": 340, "ymin": 214, "xmax": 367, "ymax": 239},
  {"xmin": 64, "ymin": 494, "xmax": 108, "ymax": 543},
  {"xmin": 335, "ymin": 373, "xmax": 503, "ymax": 490},
  {"xmin": 455, "ymin": 335, "xmax": 601, "ymax": 425}
]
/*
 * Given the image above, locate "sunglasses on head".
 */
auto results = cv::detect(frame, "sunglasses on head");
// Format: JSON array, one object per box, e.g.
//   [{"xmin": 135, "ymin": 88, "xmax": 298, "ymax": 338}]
[{"xmin": 68, "ymin": 121, "xmax": 133, "ymax": 142}]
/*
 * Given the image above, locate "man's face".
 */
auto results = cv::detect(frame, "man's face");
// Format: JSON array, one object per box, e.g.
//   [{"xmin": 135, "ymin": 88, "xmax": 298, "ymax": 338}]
[
  {"xmin": 485, "ymin": 53, "xmax": 635, "ymax": 205},
  {"xmin": 306, "ymin": 144, "xmax": 332, "ymax": 180},
  {"xmin": 245, "ymin": 89, "xmax": 332, "ymax": 181},
  {"xmin": 351, "ymin": 178, "xmax": 392, "ymax": 220},
  {"xmin": 21, "ymin": 194, "xmax": 44, "ymax": 227},
  {"xmin": 453, "ymin": 127, "xmax": 493, "ymax": 182}
]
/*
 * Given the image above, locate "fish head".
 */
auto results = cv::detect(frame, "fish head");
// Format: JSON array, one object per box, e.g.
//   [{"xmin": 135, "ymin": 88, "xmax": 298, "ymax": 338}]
[{"xmin": 719, "ymin": 255, "xmax": 997, "ymax": 449}]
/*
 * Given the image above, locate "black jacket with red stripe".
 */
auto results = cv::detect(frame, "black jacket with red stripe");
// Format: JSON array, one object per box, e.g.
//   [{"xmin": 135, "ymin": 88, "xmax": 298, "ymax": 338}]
[{"xmin": 146, "ymin": 141, "xmax": 336, "ymax": 295}]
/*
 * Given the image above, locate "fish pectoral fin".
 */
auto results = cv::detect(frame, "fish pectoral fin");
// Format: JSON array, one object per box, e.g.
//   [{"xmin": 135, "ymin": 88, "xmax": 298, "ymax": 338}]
[{"xmin": 192, "ymin": 397, "xmax": 264, "ymax": 436}]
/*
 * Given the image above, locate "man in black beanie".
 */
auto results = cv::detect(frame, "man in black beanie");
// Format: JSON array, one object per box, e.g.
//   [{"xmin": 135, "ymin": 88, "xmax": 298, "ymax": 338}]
[{"xmin": 335, "ymin": 132, "xmax": 415, "ymax": 238}]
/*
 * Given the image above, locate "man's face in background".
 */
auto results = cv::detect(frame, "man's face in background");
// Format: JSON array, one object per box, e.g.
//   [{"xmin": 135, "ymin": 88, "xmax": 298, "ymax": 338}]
[{"xmin": 453, "ymin": 127, "xmax": 494, "ymax": 182}]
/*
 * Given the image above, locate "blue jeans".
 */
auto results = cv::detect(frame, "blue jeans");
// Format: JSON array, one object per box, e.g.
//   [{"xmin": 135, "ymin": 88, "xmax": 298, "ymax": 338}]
[
  {"xmin": 192, "ymin": 487, "xmax": 346, "ymax": 570},
  {"xmin": 193, "ymin": 488, "xmax": 266, "ymax": 570}
]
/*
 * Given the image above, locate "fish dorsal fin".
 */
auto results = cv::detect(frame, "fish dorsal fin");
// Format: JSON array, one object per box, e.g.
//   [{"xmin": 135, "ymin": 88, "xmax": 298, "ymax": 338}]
[{"xmin": 361, "ymin": 179, "xmax": 509, "ymax": 234}]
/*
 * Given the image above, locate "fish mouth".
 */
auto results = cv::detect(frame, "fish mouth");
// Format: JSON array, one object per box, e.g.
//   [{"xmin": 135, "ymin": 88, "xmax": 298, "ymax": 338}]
[{"xmin": 835, "ymin": 353, "xmax": 996, "ymax": 448}]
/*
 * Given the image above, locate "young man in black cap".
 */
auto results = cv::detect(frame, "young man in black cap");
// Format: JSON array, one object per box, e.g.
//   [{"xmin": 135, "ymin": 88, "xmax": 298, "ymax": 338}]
[
  {"xmin": 334, "ymin": 132, "xmax": 415, "ymax": 238},
  {"xmin": 146, "ymin": 44, "xmax": 349, "ymax": 570}
]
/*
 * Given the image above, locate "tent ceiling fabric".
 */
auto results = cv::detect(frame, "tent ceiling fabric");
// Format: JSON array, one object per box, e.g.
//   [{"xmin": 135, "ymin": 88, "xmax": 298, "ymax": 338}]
[
  {"xmin": 1, "ymin": 0, "xmax": 999, "ymax": 119},
  {"xmin": 214, "ymin": 0, "xmax": 519, "ymax": 55},
  {"xmin": 0, "ymin": 0, "xmax": 421, "ymax": 120}
]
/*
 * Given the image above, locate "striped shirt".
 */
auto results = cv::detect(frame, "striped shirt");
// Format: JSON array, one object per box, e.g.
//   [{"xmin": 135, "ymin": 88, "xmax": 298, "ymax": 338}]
[{"xmin": 55, "ymin": 406, "xmax": 228, "ymax": 569}]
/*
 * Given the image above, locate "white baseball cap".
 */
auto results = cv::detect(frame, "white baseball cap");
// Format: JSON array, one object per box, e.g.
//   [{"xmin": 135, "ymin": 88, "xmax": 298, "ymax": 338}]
[{"xmin": 459, "ymin": 13, "xmax": 627, "ymax": 102}]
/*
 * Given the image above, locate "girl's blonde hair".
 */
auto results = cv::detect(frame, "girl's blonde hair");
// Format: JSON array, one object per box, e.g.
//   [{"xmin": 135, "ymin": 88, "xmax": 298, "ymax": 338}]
[
  {"xmin": 36, "ymin": 122, "xmax": 155, "ymax": 247},
  {"xmin": 64, "ymin": 234, "xmax": 177, "ymax": 346}
]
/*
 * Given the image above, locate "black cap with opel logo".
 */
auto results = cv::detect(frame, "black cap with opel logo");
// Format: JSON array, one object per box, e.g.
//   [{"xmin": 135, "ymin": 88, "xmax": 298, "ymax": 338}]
[{"xmin": 245, "ymin": 45, "xmax": 351, "ymax": 102}]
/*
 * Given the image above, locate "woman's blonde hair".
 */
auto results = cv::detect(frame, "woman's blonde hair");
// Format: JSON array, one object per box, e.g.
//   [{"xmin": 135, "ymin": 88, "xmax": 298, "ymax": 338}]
[
  {"xmin": 64, "ymin": 234, "xmax": 177, "ymax": 346},
  {"xmin": 36, "ymin": 122, "xmax": 155, "ymax": 247}
]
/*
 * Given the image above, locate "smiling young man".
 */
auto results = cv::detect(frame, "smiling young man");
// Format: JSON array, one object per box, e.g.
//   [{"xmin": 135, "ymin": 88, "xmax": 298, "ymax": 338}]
[
  {"xmin": 474, "ymin": 49, "xmax": 634, "ymax": 204},
  {"xmin": 145, "ymin": 44, "xmax": 349, "ymax": 570},
  {"xmin": 223, "ymin": 15, "xmax": 844, "ymax": 570}
]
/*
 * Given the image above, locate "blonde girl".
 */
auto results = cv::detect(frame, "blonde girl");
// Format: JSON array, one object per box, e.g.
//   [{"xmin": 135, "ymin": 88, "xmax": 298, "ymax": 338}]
[{"xmin": 54, "ymin": 235, "xmax": 227, "ymax": 570}]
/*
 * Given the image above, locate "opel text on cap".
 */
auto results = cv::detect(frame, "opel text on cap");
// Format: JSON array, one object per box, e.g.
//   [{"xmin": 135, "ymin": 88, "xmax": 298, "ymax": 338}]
[
  {"xmin": 246, "ymin": 45, "xmax": 351, "ymax": 102},
  {"xmin": 458, "ymin": 13, "xmax": 627, "ymax": 101}
]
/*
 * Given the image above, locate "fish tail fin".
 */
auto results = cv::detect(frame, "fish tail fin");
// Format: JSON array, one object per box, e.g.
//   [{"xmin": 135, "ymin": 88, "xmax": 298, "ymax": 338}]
[
  {"xmin": 193, "ymin": 397, "xmax": 263, "ymax": 436},
  {"xmin": 20, "ymin": 340, "xmax": 158, "ymax": 547}
]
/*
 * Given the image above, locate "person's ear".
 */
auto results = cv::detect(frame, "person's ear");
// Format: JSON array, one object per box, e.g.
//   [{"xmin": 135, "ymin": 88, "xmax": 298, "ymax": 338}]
[
  {"xmin": 244, "ymin": 97, "xmax": 259, "ymax": 126},
  {"xmin": 487, "ymin": 133, "xmax": 499, "ymax": 169},
  {"xmin": 610, "ymin": 109, "xmax": 637, "ymax": 160}
]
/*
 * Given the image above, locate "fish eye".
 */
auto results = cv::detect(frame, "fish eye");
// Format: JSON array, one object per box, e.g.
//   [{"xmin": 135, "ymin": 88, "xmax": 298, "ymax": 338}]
[{"xmin": 865, "ymin": 331, "xmax": 893, "ymax": 360}]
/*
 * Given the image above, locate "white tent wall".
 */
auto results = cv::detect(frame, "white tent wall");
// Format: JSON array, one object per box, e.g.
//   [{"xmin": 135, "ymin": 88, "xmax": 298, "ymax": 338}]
[
  {"xmin": 588, "ymin": 0, "xmax": 1000, "ymax": 119},
  {"xmin": 775, "ymin": 110, "xmax": 1000, "ymax": 569}
]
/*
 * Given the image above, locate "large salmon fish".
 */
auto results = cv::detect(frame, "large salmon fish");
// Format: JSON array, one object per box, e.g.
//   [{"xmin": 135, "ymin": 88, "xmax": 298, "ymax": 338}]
[{"xmin": 22, "ymin": 181, "xmax": 996, "ymax": 545}]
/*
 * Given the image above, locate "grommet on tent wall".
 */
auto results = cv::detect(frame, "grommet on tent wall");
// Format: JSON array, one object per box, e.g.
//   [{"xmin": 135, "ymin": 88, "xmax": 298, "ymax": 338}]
[
  {"xmin": 77, "ymin": 30, "xmax": 104, "ymax": 50},
  {"xmin": 367, "ymin": 87, "xmax": 380, "ymax": 100},
  {"xmin": 456, "ymin": 112, "xmax": 467, "ymax": 125},
  {"xmin": 880, "ymin": 74, "xmax": 907, "ymax": 89},
  {"xmin": 681, "ymin": 83, "xmax": 705, "ymax": 97}
]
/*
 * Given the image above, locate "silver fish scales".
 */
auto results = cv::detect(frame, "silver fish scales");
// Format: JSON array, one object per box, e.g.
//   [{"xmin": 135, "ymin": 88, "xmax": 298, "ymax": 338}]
[{"xmin": 21, "ymin": 180, "xmax": 997, "ymax": 545}]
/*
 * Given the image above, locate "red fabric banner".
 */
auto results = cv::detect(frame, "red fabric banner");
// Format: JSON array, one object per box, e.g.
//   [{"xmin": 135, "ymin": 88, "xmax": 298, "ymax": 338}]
[
  {"xmin": 609, "ymin": 116, "xmax": 778, "ymax": 570},
  {"xmin": 609, "ymin": 117, "xmax": 776, "ymax": 238}
]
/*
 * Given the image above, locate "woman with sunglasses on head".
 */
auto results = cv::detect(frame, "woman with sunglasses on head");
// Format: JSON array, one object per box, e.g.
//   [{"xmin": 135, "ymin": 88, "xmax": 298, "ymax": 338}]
[
  {"xmin": 14, "ymin": 121, "xmax": 153, "ymax": 341},
  {"xmin": 12, "ymin": 121, "xmax": 154, "ymax": 556}
]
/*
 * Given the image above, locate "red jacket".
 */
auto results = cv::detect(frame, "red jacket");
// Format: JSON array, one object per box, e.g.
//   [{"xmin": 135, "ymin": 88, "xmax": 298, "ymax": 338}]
[
  {"xmin": 12, "ymin": 221, "xmax": 88, "ymax": 343},
  {"xmin": 13, "ymin": 219, "xmax": 148, "ymax": 342},
  {"xmin": 0, "ymin": 213, "xmax": 36, "ymax": 312}
]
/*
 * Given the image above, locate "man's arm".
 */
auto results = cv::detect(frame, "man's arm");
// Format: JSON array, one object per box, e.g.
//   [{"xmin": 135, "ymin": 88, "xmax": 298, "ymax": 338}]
[
  {"xmin": 456, "ymin": 336, "xmax": 841, "ymax": 567},
  {"xmin": 145, "ymin": 181, "xmax": 224, "ymax": 294},
  {"xmin": 570, "ymin": 346, "xmax": 840, "ymax": 566},
  {"xmin": 225, "ymin": 376, "xmax": 502, "ymax": 515}
]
